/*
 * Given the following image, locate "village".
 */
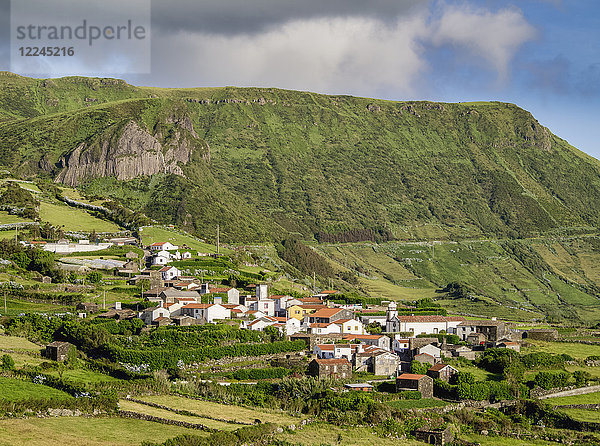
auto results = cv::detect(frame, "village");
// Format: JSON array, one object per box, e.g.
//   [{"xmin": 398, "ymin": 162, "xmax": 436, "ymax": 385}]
[
  {"xmin": 64, "ymin": 239, "xmax": 563, "ymax": 397},
  {"xmin": 2, "ymin": 230, "xmax": 599, "ymax": 446}
]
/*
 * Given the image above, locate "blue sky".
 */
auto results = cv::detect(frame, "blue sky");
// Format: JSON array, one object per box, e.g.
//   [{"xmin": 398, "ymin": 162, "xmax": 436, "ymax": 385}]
[{"xmin": 2, "ymin": 0, "xmax": 598, "ymax": 158}]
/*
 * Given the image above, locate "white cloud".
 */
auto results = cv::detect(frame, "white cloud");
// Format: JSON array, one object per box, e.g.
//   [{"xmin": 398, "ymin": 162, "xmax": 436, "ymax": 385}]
[
  {"xmin": 427, "ymin": 4, "xmax": 537, "ymax": 81},
  {"xmin": 147, "ymin": 3, "xmax": 536, "ymax": 96}
]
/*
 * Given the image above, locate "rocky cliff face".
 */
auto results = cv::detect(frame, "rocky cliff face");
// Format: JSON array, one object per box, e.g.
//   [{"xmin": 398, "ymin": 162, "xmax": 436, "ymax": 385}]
[{"xmin": 56, "ymin": 120, "xmax": 207, "ymax": 186}]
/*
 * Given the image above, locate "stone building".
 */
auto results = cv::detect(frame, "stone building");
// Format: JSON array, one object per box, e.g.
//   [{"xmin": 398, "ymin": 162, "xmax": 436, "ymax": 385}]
[
  {"xmin": 308, "ymin": 358, "xmax": 352, "ymax": 379},
  {"xmin": 427, "ymin": 363, "xmax": 458, "ymax": 382},
  {"xmin": 415, "ymin": 425, "xmax": 454, "ymax": 445},
  {"xmin": 524, "ymin": 328, "xmax": 558, "ymax": 341},
  {"xmin": 45, "ymin": 341, "xmax": 73, "ymax": 362},
  {"xmin": 396, "ymin": 373, "xmax": 434, "ymax": 398}
]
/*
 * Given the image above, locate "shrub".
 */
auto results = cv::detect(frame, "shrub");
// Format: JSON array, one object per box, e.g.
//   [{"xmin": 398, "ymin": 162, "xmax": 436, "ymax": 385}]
[
  {"xmin": 1, "ymin": 354, "xmax": 15, "ymax": 370},
  {"xmin": 534, "ymin": 371, "xmax": 571, "ymax": 390}
]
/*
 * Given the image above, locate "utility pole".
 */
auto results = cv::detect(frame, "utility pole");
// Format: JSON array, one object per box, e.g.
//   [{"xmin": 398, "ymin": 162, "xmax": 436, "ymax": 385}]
[
  {"xmin": 313, "ymin": 272, "xmax": 316, "ymax": 292},
  {"xmin": 4, "ymin": 290, "xmax": 7, "ymax": 315},
  {"xmin": 216, "ymin": 224, "xmax": 220, "ymax": 255},
  {"xmin": 103, "ymin": 288, "xmax": 106, "ymax": 310}
]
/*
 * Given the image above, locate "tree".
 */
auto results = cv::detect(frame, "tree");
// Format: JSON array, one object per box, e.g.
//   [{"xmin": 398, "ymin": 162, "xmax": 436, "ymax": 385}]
[
  {"xmin": 410, "ymin": 360, "xmax": 430, "ymax": 375},
  {"xmin": 86, "ymin": 271, "xmax": 103, "ymax": 284},
  {"xmin": 1, "ymin": 354, "xmax": 15, "ymax": 370}
]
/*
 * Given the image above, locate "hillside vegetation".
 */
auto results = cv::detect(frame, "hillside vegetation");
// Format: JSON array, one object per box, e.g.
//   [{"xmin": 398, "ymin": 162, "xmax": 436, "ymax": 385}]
[{"xmin": 1, "ymin": 72, "xmax": 600, "ymax": 244}]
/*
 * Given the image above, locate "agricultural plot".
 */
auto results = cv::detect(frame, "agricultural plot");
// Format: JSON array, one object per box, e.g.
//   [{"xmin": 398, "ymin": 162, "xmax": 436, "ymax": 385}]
[
  {"xmin": 0, "ymin": 211, "xmax": 32, "ymax": 225},
  {"xmin": 0, "ymin": 376, "xmax": 72, "ymax": 401},
  {"xmin": 0, "ymin": 298, "xmax": 70, "ymax": 317},
  {"xmin": 545, "ymin": 391, "xmax": 600, "ymax": 406},
  {"xmin": 38, "ymin": 202, "xmax": 120, "ymax": 232},
  {"xmin": 0, "ymin": 334, "xmax": 41, "ymax": 351},
  {"xmin": 278, "ymin": 422, "xmax": 423, "ymax": 446},
  {"xmin": 118, "ymin": 399, "xmax": 238, "ymax": 431},
  {"xmin": 522, "ymin": 341, "xmax": 600, "ymax": 359},
  {"xmin": 0, "ymin": 416, "xmax": 204, "ymax": 446},
  {"xmin": 140, "ymin": 394, "xmax": 301, "ymax": 425},
  {"xmin": 559, "ymin": 408, "xmax": 600, "ymax": 423},
  {"xmin": 139, "ymin": 226, "xmax": 228, "ymax": 253}
]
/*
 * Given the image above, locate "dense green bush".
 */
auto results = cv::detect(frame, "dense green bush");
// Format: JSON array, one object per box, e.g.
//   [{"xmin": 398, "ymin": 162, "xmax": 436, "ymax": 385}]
[
  {"xmin": 106, "ymin": 340, "xmax": 306, "ymax": 370},
  {"xmin": 227, "ymin": 367, "xmax": 291, "ymax": 381},
  {"xmin": 534, "ymin": 371, "xmax": 571, "ymax": 390},
  {"xmin": 1, "ymin": 354, "xmax": 15, "ymax": 370}
]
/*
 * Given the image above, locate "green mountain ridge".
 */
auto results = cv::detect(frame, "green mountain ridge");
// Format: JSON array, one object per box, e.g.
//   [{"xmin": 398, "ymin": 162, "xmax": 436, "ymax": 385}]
[
  {"xmin": 2, "ymin": 73, "xmax": 600, "ymax": 324},
  {"xmin": 1, "ymin": 72, "xmax": 600, "ymax": 244}
]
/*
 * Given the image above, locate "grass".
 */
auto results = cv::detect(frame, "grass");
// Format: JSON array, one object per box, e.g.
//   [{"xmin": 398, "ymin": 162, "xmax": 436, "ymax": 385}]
[
  {"xmin": 139, "ymin": 226, "xmax": 230, "ymax": 253},
  {"xmin": 118, "ymin": 399, "xmax": 238, "ymax": 431},
  {"xmin": 0, "ymin": 376, "xmax": 72, "ymax": 401},
  {"xmin": 140, "ymin": 394, "xmax": 301, "ymax": 425},
  {"xmin": 546, "ymin": 391, "xmax": 600, "ymax": 406},
  {"xmin": 559, "ymin": 408, "xmax": 600, "ymax": 423},
  {"xmin": 278, "ymin": 421, "xmax": 423, "ymax": 446},
  {"xmin": 38, "ymin": 201, "xmax": 120, "ymax": 232},
  {"xmin": 386, "ymin": 398, "xmax": 448, "ymax": 409},
  {"xmin": 0, "ymin": 334, "xmax": 41, "ymax": 351},
  {"xmin": 460, "ymin": 432, "xmax": 568, "ymax": 445},
  {"xmin": 0, "ymin": 211, "xmax": 32, "ymax": 225},
  {"xmin": 522, "ymin": 341, "xmax": 600, "ymax": 360},
  {"xmin": 0, "ymin": 416, "xmax": 206, "ymax": 446},
  {"xmin": 453, "ymin": 363, "xmax": 502, "ymax": 381},
  {"xmin": 0, "ymin": 298, "xmax": 72, "ymax": 317},
  {"xmin": 45, "ymin": 368, "xmax": 120, "ymax": 384}
]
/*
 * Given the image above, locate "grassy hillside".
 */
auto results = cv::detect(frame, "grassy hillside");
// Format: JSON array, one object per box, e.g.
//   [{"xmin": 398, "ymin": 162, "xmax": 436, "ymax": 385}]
[
  {"xmin": 315, "ymin": 237, "xmax": 600, "ymax": 324},
  {"xmin": 1, "ymin": 74, "xmax": 600, "ymax": 244}
]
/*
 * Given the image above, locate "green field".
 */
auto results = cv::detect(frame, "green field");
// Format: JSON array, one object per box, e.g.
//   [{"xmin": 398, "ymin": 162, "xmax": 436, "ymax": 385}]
[
  {"xmin": 546, "ymin": 391, "xmax": 600, "ymax": 406},
  {"xmin": 0, "ymin": 376, "xmax": 72, "ymax": 401},
  {"xmin": 278, "ymin": 422, "xmax": 422, "ymax": 446},
  {"xmin": 0, "ymin": 298, "xmax": 72, "ymax": 317},
  {"xmin": 559, "ymin": 408, "xmax": 600, "ymax": 423},
  {"xmin": 38, "ymin": 202, "xmax": 120, "ymax": 232},
  {"xmin": 118, "ymin": 399, "xmax": 238, "ymax": 431},
  {"xmin": 522, "ymin": 341, "xmax": 600, "ymax": 359},
  {"xmin": 140, "ymin": 394, "xmax": 301, "ymax": 425},
  {"xmin": 0, "ymin": 416, "xmax": 205, "ymax": 446},
  {"xmin": 0, "ymin": 211, "xmax": 32, "ymax": 225},
  {"xmin": 386, "ymin": 398, "xmax": 448, "ymax": 410},
  {"xmin": 139, "ymin": 226, "xmax": 230, "ymax": 253},
  {"xmin": 0, "ymin": 334, "xmax": 41, "ymax": 351}
]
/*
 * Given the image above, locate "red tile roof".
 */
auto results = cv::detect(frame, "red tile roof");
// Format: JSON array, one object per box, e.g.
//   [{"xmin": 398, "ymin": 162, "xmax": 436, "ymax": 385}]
[
  {"xmin": 398, "ymin": 315, "xmax": 465, "ymax": 323},
  {"xmin": 210, "ymin": 287, "xmax": 232, "ymax": 293},
  {"xmin": 310, "ymin": 308, "xmax": 344, "ymax": 318},
  {"xmin": 343, "ymin": 334, "xmax": 385, "ymax": 340},
  {"xmin": 314, "ymin": 358, "xmax": 350, "ymax": 365},
  {"xmin": 397, "ymin": 373, "xmax": 428, "ymax": 380},
  {"xmin": 183, "ymin": 303, "xmax": 212, "ymax": 309},
  {"xmin": 428, "ymin": 363, "xmax": 452, "ymax": 372}
]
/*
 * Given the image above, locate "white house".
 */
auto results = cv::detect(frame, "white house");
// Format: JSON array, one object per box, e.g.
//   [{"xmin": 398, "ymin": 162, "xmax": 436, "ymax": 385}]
[
  {"xmin": 249, "ymin": 298, "xmax": 275, "ymax": 317},
  {"xmin": 210, "ymin": 287, "xmax": 240, "ymax": 305},
  {"xmin": 313, "ymin": 343, "xmax": 359, "ymax": 361},
  {"xmin": 165, "ymin": 302, "xmax": 183, "ymax": 317},
  {"xmin": 160, "ymin": 266, "xmax": 181, "ymax": 281},
  {"xmin": 392, "ymin": 337, "xmax": 410, "ymax": 354},
  {"xmin": 181, "ymin": 251, "xmax": 192, "ymax": 259},
  {"xmin": 247, "ymin": 316, "xmax": 277, "ymax": 331},
  {"xmin": 308, "ymin": 322, "xmax": 341, "ymax": 335},
  {"xmin": 270, "ymin": 295, "xmax": 292, "ymax": 314},
  {"xmin": 417, "ymin": 343, "xmax": 441, "ymax": 359},
  {"xmin": 256, "ymin": 284, "xmax": 268, "ymax": 300},
  {"xmin": 139, "ymin": 306, "xmax": 171, "ymax": 324},
  {"xmin": 151, "ymin": 251, "xmax": 171, "ymax": 266},
  {"xmin": 149, "ymin": 242, "xmax": 178, "ymax": 251},
  {"xmin": 181, "ymin": 303, "xmax": 230, "ymax": 323},
  {"xmin": 333, "ymin": 319, "xmax": 365, "ymax": 335},
  {"xmin": 344, "ymin": 334, "xmax": 391, "ymax": 350}
]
